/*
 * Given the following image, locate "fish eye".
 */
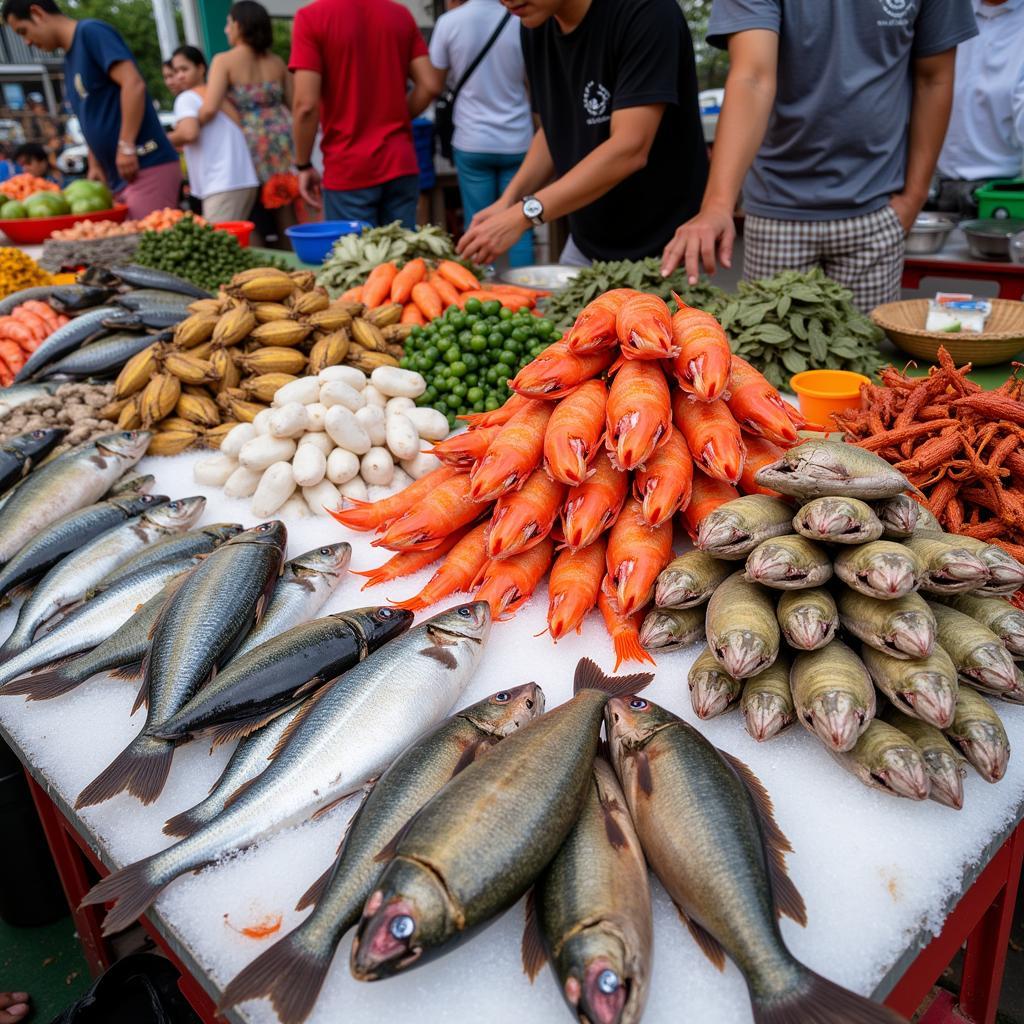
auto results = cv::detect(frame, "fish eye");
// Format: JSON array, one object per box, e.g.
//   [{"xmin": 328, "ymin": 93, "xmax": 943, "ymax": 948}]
[
  {"xmin": 495, "ymin": 691, "xmax": 510, "ymax": 702},
  {"xmin": 458, "ymin": 606, "xmax": 472, "ymax": 618},
  {"xmin": 319, "ymin": 547, "xmax": 331, "ymax": 555},
  {"xmin": 389, "ymin": 914, "xmax": 415, "ymax": 940},
  {"xmin": 31, "ymin": 430, "xmax": 45, "ymax": 438},
  {"xmin": 598, "ymin": 970, "xmax": 620, "ymax": 994},
  {"xmin": 629, "ymin": 698, "xmax": 647, "ymax": 710},
  {"xmin": 377, "ymin": 608, "xmax": 395, "ymax": 619}
]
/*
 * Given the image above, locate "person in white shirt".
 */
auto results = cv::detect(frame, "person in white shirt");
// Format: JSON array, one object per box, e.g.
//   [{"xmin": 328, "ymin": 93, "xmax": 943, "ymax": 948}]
[
  {"xmin": 935, "ymin": 0, "xmax": 1024, "ymax": 215},
  {"xmin": 167, "ymin": 45, "xmax": 260, "ymax": 223},
  {"xmin": 426, "ymin": 0, "xmax": 535, "ymax": 266}
]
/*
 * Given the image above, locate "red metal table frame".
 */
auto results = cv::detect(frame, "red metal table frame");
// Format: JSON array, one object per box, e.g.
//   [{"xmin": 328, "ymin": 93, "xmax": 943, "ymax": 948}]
[
  {"xmin": 23, "ymin": 769, "xmax": 1024, "ymax": 1024},
  {"xmin": 902, "ymin": 256, "xmax": 1024, "ymax": 301}
]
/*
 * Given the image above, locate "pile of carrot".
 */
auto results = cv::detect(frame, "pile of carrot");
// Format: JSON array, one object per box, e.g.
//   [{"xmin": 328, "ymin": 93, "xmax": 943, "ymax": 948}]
[
  {"xmin": 0, "ymin": 174, "xmax": 60, "ymax": 202},
  {"xmin": 0, "ymin": 300, "xmax": 69, "ymax": 384},
  {"xmin": 333, "ymin": 288, "xmax": 815, "ymax": 667},
  {"xmin": 339, "ymin": 258, "xmax": 548, "ymax": 325}
]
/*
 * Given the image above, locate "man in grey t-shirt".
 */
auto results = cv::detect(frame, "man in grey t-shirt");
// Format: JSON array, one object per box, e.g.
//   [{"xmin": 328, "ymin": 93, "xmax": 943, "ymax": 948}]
[{"xmin": 661, "ymin": 0, "xmax": 978, "ymax": 311}]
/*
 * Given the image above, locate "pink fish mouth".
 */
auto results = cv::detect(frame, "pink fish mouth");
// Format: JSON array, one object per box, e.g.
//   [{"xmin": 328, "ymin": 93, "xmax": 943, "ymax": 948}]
[
  {"xmin": 566, "ymin": 959, "xmax": 630, "ymax": 1024},
  {"xmin": 350, "ymin": 896, "xmax": 423, "ymax": 980}
]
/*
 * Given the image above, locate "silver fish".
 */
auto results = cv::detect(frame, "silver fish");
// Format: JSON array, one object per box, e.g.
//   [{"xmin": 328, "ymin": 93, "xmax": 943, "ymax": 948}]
[
  {"xmin": 109, "ymin": 264, "xmax": 212, "ymax": 298},
  {"xmin": 38, "ymin": 330, "xmax": 165, "ymax": 380},
  {"xmin": 115, "ymin": 289, "xmax": 194, "ymax": 310},
  {"xmin": 14, "ymin": 305, "xmax": 123, "ymax": 381},
  {"xmin": 0, "ymin": 381, "xmax": 59, "ymax": 419},
  {"xmin": 793, "ymin": 496, "xmax": 883, "ymax": 545}
]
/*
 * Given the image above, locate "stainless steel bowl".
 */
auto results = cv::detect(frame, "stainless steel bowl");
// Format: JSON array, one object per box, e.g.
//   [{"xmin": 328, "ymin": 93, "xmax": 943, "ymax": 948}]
[
  {"xmin": 960, "ymin": 218, "xmax": 1024, "ymax": 261},
  {"xmin": 905, "ymin": 212, "xmax": 955, "ymax": 255},
  {"xmin": 500, "ymin": 264, "xmax": 580, "ymax": 290}
]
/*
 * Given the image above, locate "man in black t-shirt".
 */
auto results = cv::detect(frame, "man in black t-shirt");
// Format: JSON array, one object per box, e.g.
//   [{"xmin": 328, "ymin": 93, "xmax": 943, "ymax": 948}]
[{"xmin": 456, "ymin": 0, "xmax": 708, "ymax": 265}]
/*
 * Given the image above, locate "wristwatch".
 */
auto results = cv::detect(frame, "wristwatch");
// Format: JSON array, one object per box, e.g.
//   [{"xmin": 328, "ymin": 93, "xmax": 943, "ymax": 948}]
[
  {"xmin": 522, "ymin": 195, "xmax": 544, "ymax": 226},
  {"xmin": 117, "ymin": 140, "xmax": 137, "ymax": 156}
]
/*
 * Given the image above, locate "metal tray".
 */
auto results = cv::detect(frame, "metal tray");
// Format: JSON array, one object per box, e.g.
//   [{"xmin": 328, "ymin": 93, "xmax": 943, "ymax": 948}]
[{"xmin": 500, "ymin": 264, "xmax": 580, "ymax": 290}]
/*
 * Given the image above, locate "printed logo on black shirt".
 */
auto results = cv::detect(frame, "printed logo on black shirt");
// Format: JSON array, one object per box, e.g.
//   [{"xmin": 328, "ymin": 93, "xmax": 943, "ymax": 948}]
[{"xmin": 583, "ymin": 81, "xmax": 611, "ymax": 125}]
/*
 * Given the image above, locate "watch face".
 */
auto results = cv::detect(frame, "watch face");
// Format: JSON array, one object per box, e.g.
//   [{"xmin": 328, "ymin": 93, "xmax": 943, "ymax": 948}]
[{"xmin": 523, "ymin": 197, "xmax": 543, "ymax": 219}]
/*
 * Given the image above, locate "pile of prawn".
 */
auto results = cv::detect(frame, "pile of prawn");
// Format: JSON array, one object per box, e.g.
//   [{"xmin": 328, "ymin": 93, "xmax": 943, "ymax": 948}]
[
  {"xmin": 333, "ymin": 288, "xmax": 815, "ymax": 667},
  {"xmin": 0, "ymin": 300, "xmax": 69, "ymax": 385}
]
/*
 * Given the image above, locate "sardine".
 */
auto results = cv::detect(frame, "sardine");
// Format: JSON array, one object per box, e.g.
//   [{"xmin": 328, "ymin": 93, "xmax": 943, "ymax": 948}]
[
  {"xmin": 944, "ymin": 687, "xmax": 1010, "ymax": 783},
  {"xmin": 740, "ymin": 657, "xmax": 794, "ymax": 741},
  {"xmin": 861, "ymin": 645, "xmax": 958, "ymax": 729},
  {"xmin": 776, "ymin": 588, "xmax": 837, "ymax": 651},
  {"xmin": 654, "ymin": 551, "xmax": 732, "ymax": 609},
  {"xmin": 38, "ymin": 330, "xmax": 165, "ymax": 380},
  {"xmin": 350, "ymin": 658, "xmax": 651, "ymax": 979},
  {"xmin": 902, "ymin": 535, "xmax": 989, "ymax": 595},
  {"xmin": 833, "ymin": 540, "xmax": 922, "ymax": 600},
  {"xmin": 0, "ymin": 431, "xmax": 150, "ymax": 565},
  {"xmin": 109, "ymin": 472, "xmax": 155, "ymax": 495},
  {"xmin": 75, "ymin": 521, "xmax": 286, "ymax": 809},
  {"xmin": 793, "ymin": 496, "xmax": 883, "ymax": 545},
  {"xmin": 0, "ymin": 428, "xmax": 65, "ymax": 495},
  {"xmin": 687, "ymin": 646, "xmax": 742, "ymax": 719},
  {"xmin": 744, "ymin": 535, "xmax": 832, "ymax": 590},
  {"xmin": 917, "ymin": 532, "xmax": 1024, "ymax": 597},
  {"xmin": 929, "ymin": 602, "xmax": 1018, "ymax": 696},
  {"xmin": 218, "ymin": 684, "xmax": 543, "ymax": 1024},
  {"xmin": 830, "ymin": 720, "xmax": 930, "ymax": 801},
  {"xmin": 0, "ymin": 381, "xmax": 58, "ymax": 419},
  {"xmin": 791, "ymin": 640, "xmax": 875, "ymax": 752},
  {"xmin": 14, "ymin": 305, "xmax": 123, "ymax": 381},
  {"xmin": 605, "ymin": 696, "xmax": 903, "ymax": 1024},
  {"xmin": 526, "ymin": 757, "xmax": 652, "ymax": 1024},
  {"xmin": 696, "ymin": 495, "xmax": 794, "ymax": 560},
  {"xmin": 81, "ymin": 602, "xmax": 491, "ymax": 936},
  {"xmin": 109, "ymin": 264, "xmax": 213, "ymax": 298},
  {"xmin": 942, "ymin": 593, "xmax": 1024, "ymax": 659},
  {"xmin": 706, "ymin": 572, "xmax": 779, "ymax": 678},
  {"xmin": 837, "ymin": 588, "xmax": 935, "ymax": 660},
  {"xmin": 882, "ymin": 708, "xmax": 966, "ymax": 810},
  {"xmin": 873, "ymin": 495, "xmax": 922, "ymax": 538},
  {"xmin": 0, "ymin": 285, "xmax": 71, "ymax": 316},
  {"xmin": 639, "ymin": 606, "xmax": 704, "ymax": 652},
  {"xmin": 755, "ymin": 439, "xmax": 914, "ymax": 500},
  {"xmin": 115, "ymin": 289, "xmax": 194, "ymax": 310},
  {"xmin": 102, "ymin": 308, "xmax": 187, "ymax": 331}
]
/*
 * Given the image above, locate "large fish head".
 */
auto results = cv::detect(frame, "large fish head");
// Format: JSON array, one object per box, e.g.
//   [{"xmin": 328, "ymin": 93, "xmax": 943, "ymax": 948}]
[
  {"xmin": 227, "ymin": 520, "xmax": 288, "ymax": 551},
  {"xmin": 638, "ymin": 610, "xmax": 681, "ymax": 651},
  {"xmin": 872, "ymin": 743, "xmax": 930, "ymax": 800},
  {"xmin": 7, "ymin": 426, "xmax": 65, "ymax": 457},
  {"xmin": 932, "ymin": 549, "xmax": 989, "ymax": 587},
  {"xmin": 958, "ymin": 723, "xmax": 1009, "ymax": 782},
  {"xmin": 202, "ymin": 522, "xmax": 245, "ymax": 545},
  {"xmin": 143, "ymin": 495, "xmax": 206, "ymax": 531},
  {"xmin": 743, "ymin": 691, "xmax": 791, "ymax": 742},
  {"xmin": 696, "ymin": 508, "xmax": 746, "ymax": 552},
  {"xmin": 921, "ymin": 750, "xmax": 965, "ymax": 810},
  {"xmin": 653, "ymin": 570, "xmax": 699, "ymax": 609},
  {"xmin": 783, "ymin": 607, "xmax": 834, "ymax": 651},
  {"xmin": 336, "ymin": 606, "xmax": 414, "ymax": 651},
  {"xmin": 288, "ymin": 542, "xmax": 352, "ymax": 582},
  {"xmin": 902, "ymin": 671, "xmax": 956, "ymax": 729},
  {"xmin": 713, "ymin": 630, "xmax": 770, "ymax": 679},
  {"xmin": 864, "ymin": 554, "xmax": 918, "ymax": 598},
  {"xmin": 460, "ymin": 682, "xmax": 545, "ymax": 736},
  {"xmin": 605, "ymin": 695, "xmax": 677, "ymax": 759},
  {"xmin": 557, "ymin": 928, "xmax": 640, "ymax": 1024},
  {"xmin": 982, "ymin": 550, "xmax": 1024, "ymax": 590},
  {"xmin": 799, "ymin": 496, "xmax": 871, "ymax": 542},
  {"xmin": 351, "ymin": 858, "xmax": 456, "ymax": 980},
  {"xmin": 806, "ymin": 690, "xmax": 867, "ymax": 753},
  {"xmin": 95, "ymin": 430, "xmax": 152, "ymax": 464},
  {"xmin": 422, "ymin": 601, "xmax": 492, "ymax": 646},
  {"xmin": 110, "ymin": 493, "xmax": 170, "ymax": 517},
  {"xmin": 689, "ymin": 668, "xmax": 740, "ymax": 720},
  {"xmin": 875, "ymin": 496, "xmax": 919, "ymax": 536},
  {"xmin": 888, "ymin": 611, "xmax": 935, "ymax": 659}
]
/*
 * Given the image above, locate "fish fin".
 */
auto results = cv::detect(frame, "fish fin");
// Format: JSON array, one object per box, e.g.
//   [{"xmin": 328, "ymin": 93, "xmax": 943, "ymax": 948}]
[
  {"xmin": 221, "ymin": 774, "xmax": 261, "ymax": 811},
  {"xmin": 420, "ymin": 644, "xmax": 458, "ymax": 669},
  {"xmin": 218, "ymin": 927, "xmax": 335, "ymax": 1024},
  {"xmin": 162, "ymin": 805, "xmax": 210, "ymax": 839},
  {"xmin": 75, "ymin": 735, "xmax": 173, "ymax": 809},
  {"xmin": 291, "ymin": 675, "xmax": 327, "ymax": 699},
  {"xmin": 596, "ymin": 783, "xmax": 629, "ymax": 851},
  {"xmin": 372, "ymin": 817, "xmax": 416, "ymax": 864},
  {"xmin": 208, "ymin": 705, "xmax": 299, "ymax": 750},
  {"xmin": 719, "ymin": 748, "xmax": 807, "ymax": 928},
  {"xmin": 520, "ymin": 888, "xmax": 547, "ymax": 982},
  {"xmin": 267, "ymin": 685, "xmax": 333, "ymax": 762},
  {"xmin": 750, "ymin": 965, "xmax": 906, "ymax": 1024},
  {"xmin": 309, "ymin": 791, "xmax": 354, "ymax": 823},
  {"xmin": 110, "ymin": 660, "xmax": 145, "ymax": 681},
  {"xmin": 572, "ymin": 657, "xmax": 653, "ymax": 698},
  {"xmin": 130, "ymin": 676, "xmax": 149, "ymax": 715},
  {"xmin": 2, "ymin": 662, "xmax": 85, "ymax": 701},
  {"xmin": 673, "ymin": 902, "xmax": 727, "ymax": 971},
  {"xmin": 294, "ymin": 863, "xmax": 332, "ymax": 912},
  {"xmin": 451, "ymin": 735, "xmax": 498, "ymax": 777},
  {"xmin": 80, "ymin": 852, "xmax": 166, "ymax": 937},
  {"xmin": 146, "ymin": 570, "xmax": 194, "ymax": 640}
]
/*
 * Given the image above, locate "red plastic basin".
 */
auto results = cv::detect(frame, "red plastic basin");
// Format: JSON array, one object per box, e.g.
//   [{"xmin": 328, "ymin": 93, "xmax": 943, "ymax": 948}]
[{"xmin": 0, "ymin": 205, "xmax": 130, "ymax": 244}]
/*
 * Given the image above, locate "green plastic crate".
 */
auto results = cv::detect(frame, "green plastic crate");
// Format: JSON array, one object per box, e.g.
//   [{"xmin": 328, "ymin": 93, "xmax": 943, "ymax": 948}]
[{"xmin": 976, "ymin": 178, "xmax": 1024, "ymax": 220}]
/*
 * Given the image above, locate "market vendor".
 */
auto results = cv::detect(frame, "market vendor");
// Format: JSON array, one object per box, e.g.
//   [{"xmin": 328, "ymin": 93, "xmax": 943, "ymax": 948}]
[
  {"xmin": 660, "ymin": 0, "xmax": 978, "ymax": 312},
  {"xmin": 456, "ymin": 0, "xmax": 708, "ymax": 267},
  {"xmin": 2, "ymin": 0, "xmax": 182, "ymax": 219}
]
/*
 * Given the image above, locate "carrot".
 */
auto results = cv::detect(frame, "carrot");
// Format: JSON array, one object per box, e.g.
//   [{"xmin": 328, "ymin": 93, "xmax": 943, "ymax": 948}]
[
  {"xmin": 430, "ymin": 274, "xmax": 462, "ymax": 310},
  {"xmin": 390, "ymin": 258, "xmax": 427, "ymax": 304},
  {"xmin": 437, "ymin": 260, "xmax": 480, "ymax": 292},
  {"xmin": 340, "ymin": 286, "xmax": 363, "ymax": 302},
  {"xmin": 362, "ymin": 262, "xmax": 399, "ymax": 308},
  {"xmin": 411, "ymin": 281, "xmax": 443, "ymax": 321},
  {"xmin": 400, "ymin": 303, "xmax": 425, "ymax": 325}
]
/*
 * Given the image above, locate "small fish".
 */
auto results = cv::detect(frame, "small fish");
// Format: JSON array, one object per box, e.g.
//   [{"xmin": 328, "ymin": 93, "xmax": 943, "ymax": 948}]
[
  {"xmin": 837, "ymin": 588, "xmax": 935, "ymax": 660},
  {"xmin": 928, "ymin": 602, "xmax": 1018, "ymax": 696},
  {"xmin": 873, "ymin": 495, "xmax": 922, "ymax": 538},
  {"xmin": 942, "ymin": 593, "xmax": 1024, "ymax": 660},
  {"xmin": 776, "ymin": 588, "xmax": 837, "ymax": 651},
  {"xmin": 744, "ymin": 535, "xmax": 832, "ymax": 590},
  {"xmin": 861, "ymin": 645, "xmax": 959, "ymax": 729},
  {"xmin": 639, "ymin": 606, "xmax": 705, "ymax": 653},
  {"xmin": 902, "ymin": 535, "xmax": 989, "ymax": 595},
  {"xmin": 918, "ymin": 532, "xmax": 1024, "ymax": 597},
  {"xmin": 115, "ymin": 288, "xmax": 194, "ymax": 309},
  {"xmin": 740, "ymin": 657, "xmax": 794, "ymax": 741},
  {"xmin": 882, "ymin": 708, "xmax": 966, "ymax": 810},
  {"xmin": 696, "ymin": 495, "xmax": 794, "ymax": 560},
  {"xmin": 38, "ymin": 329, "xmax": 167, "ymax": 380},
  {"xmin": 791, "ymin": 640, "xmax": 875, "ymax": 752},
  {"xmin": 792, "ymin": 496, "xmax": 883, "ymax": 545},
  {"xmin": 944, "ymin": 687, "xmax": 1010, "ymax": 783},
  {"xmin": 14, "ymin": 304, "xmax": 123, "ymax": 381},
  {"xmin": 0, "ymin": 428, "xmax": 65, "ymax": 496},
  {"xmin": 654, "ymin": 551, "xmax": 732, "ymax": 609},
  {"xmin": 109, "ymin": 263, "xmax": 212, "ymax": 298},
  {"xmin": 833, "ymin": 541, "xmax": 923, "ymax": 600},
  {"xmin": 831, "ymin": 721, "xmax": 930, "ymax": 801},
  {"xmin": 705, "ymin": 572, "xmax": 779, "ymax": 679},
  {"xmin": 755, "ymin": 439, "xmax": 914, "ymax": 500},
  {"xmin": 687, "ymin": 647, "xmax": 742, "ymax": 719},
  {"xmin": 0, "ymin": 284, "xmax": 74, "ymax": 317}
]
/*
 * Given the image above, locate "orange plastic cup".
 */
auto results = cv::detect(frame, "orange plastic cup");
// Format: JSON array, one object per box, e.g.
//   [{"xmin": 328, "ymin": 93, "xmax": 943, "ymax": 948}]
[{"xmin": 789, "ymin": 369, "xmax": 870, "ymax": 425}]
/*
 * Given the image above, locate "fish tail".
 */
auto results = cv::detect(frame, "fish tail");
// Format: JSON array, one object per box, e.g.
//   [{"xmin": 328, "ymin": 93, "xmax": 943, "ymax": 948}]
[
  {"xmin": 75, "ymin": 734, "xmax": 174, "ymax": 809},
  {"xmin": 751, "ymin": 966, "xmax": 906, "ymax": 1024},
  {"xmin": 219, "ymin": 928, "xmax": 333, "ymax": 1024},
  {"xmin": 295, "ymin": 864, "xmax": 332, "ymax": 911},
  {"xmin": 79, "ymin": 853, "xmax": 168, "ymax": 937},
  {"xmin": 573, "ymin": 656, "xmax": 654, "ymax": 698},
  {"xmin": 162, "ymin": 798, "xmax": 218, "ymax": 839},
  {"xmin": 2, "ymin": 652, "xmax": 91, "ymax": 700}
]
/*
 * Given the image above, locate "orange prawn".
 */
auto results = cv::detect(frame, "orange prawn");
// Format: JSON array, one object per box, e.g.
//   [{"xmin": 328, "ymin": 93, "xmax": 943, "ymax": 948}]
[
  {"xmin": 472, "ymin": 537, "xmax": 554, "ymax": 620},
  {"xmin": 739, "ymin": 435, "xmax": 788, "ymax": 497},
  {"xmin": 598, "ymin": 581, "xmax": 655, "ymax": 670},
  {"xmin": 561, "ymin": 450, "xmax": 629, "ymax": 551},
  {"xmin": 389, "ymin": 523, "xmax": 490, "ymax": 612},
  {"xmin": 486, "ymin": 469, "xmax": 565, "ymax": 559},
  {"xmin": 329, "ymin": 464, "xmax": 460, "ymax": 532},
  {"xmin": 679, "ymin": 469, "xmax": 740, "ymax": 539},
  {"xmin": 724, "ymin": 355, "xmax": 802, "ymax": 445},
  {"xmin": 542, "ymin": 378, "xmax": 607, "ymax": 485},
  {"xmin": 671, "ymin": 391, "xmax": 746, "ymax": 484},
  {"xmin": 669, "ymin": 296, "xmax": 732, "ymax": 401},
  {"xmin": 546, "ymin": 538, "xmax": 607, "ymax": 640},
  {"xmin": 605, "ymin": 359, "xmax": 671, "ymax": 471},
  {"xmin": 458, "ymin": 393, "xmax": 533, "ymax": 430},
  {"xmin": 616, "ymin": 292, "xmax": 675, "ymax": 360},
  {"xmin": 351, "ymin": 525, "xmax": 470, "ymax": 589},
  {"xmin": 468, "ymin": 400, "xmax": 553, "ymax": 502},
  {"xmin": 633, "ymin": 426, "xmax": 693, "ymax": 527},
  {"xmin": 430, "ymin": 426, "xmax": 502, "ymax": 469},
  {"xmin": 606, "ymin": 497, "xmax": 673, "ymax": 616},
  {"xmin": 510, "ymin": 341, "xmax": 615, "ymax": 400},
  {"xmin": 565, "ymin": 288, "xmax": 635, "ymax": 353},
  {"xmin": 373, "ymin": 473, "xmax": 483, "ymax": 551}
]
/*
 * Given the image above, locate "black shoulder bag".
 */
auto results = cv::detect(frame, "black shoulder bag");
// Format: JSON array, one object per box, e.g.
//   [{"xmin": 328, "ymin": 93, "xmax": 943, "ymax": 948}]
[{"xmin": 434, "ymin": 11, "xmax": 512, "ymax": 163}]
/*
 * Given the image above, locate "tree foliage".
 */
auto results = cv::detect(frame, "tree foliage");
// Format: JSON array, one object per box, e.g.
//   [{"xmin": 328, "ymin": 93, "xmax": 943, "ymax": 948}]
[{"xmin": 681, "ymin": 0, "xmax": 729, "ymax": 89}]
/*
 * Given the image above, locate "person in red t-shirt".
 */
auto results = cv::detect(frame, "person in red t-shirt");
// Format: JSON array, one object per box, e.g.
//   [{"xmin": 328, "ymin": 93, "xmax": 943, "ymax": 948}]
[{"xmin": 289, "ymin": 0, "xmax": 439, "ymax": 228}]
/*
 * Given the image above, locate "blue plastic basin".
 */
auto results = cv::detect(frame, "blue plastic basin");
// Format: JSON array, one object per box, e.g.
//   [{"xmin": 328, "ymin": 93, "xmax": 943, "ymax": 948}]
[{"xmin": 286, "ymin": 220, "xmax": 370, "ymax": 265}]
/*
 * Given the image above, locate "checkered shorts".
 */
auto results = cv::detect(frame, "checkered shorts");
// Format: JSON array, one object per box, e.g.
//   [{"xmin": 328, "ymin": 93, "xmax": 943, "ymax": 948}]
[{"xmin": 743, "ymin": 205, "xmax": 905, "ymax": 312}]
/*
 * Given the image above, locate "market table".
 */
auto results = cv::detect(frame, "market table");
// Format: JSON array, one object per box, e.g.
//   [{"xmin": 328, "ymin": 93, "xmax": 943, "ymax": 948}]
[
  {"xmin": 1, "ymin": 450, "xmax": 1023, "ymax": 1024},
  {"xmin": 902, "ymin": 230, "xmax": 1024, "ymax": 301}
]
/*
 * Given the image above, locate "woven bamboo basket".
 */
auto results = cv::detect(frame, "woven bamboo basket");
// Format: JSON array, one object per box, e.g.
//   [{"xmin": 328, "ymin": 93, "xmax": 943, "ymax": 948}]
[{"xmin": 870, "ymin": 298, "xmax": 1024, "ymax": 365}]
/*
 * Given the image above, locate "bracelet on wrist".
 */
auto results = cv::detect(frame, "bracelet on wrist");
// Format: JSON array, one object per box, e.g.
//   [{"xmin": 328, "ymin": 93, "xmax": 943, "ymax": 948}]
[{"xmin": 296, "ymin": 162, "xmax": 313, "ymax": 172}]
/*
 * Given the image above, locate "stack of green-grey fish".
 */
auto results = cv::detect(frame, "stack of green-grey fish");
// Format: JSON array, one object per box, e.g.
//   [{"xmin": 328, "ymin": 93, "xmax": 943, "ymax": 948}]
[{"xmin": 645, "ymin": 439, "xmax": 1023, "ymax": 811}]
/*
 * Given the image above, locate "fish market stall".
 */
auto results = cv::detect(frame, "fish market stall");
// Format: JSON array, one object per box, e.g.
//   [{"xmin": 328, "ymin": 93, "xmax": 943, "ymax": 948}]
[{"xmin": 1, "ymin": 449, "xmax": 1024, "ymax": 1024}]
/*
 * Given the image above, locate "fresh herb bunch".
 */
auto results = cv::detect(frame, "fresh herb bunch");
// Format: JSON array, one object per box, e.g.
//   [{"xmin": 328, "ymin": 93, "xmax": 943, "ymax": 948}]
[{"xmin": 133, "ymin": 216, "xmax": 287, "ymax": 291}]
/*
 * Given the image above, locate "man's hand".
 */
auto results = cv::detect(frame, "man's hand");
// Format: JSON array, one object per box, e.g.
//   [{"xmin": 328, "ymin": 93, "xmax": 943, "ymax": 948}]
[
  {"xmin": 660, "ymin": 206, "xmax": 736, "ymax": 282},
  {"xmin": 888, "ymin": 191, "xmax": 922, "ymax": 233},
  {"xmin": 0, "ymin": 992, "xmax": 30, "ymax": 1023},
  {"xmin": 299, "ymin": 167, "xmax": 322, "ymax": 209},
  {"xmin": 116, "ymin": 150, "xmax": 139, "ymax": 184},
  {"xmin": 457, "ymin": 206, "xmax": 529, "ymax": 265},
  {"xmin": 86, "ymin": 164, "xmax": 106, "ymax": 184}
]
